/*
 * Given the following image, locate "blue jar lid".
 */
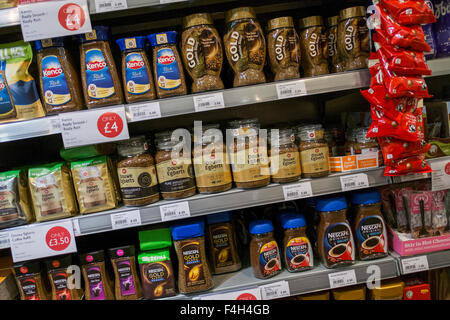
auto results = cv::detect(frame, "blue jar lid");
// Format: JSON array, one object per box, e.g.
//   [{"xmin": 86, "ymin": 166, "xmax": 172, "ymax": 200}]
[
  {"xmin": 35, "ymin": 37, "xmax": 65, "ymax": 51},
  {"xmin": 249, "ymin": 220, "xmax": 274, "ymax": 235},
  {"xmin": 116, "ymin": 36, "xmax": 146, "ymax": 52},
  {"xmin": 281, "ymin": 213, "xmax": 307, "ymax": 229},
  {"xmin": 147, "ymin": 31, "xmax": 177, "ymax": 47},
  {"xmin": 77, "ymin": 26, "xmax": 110, "ymax": 43},
  {"xmin": 206, "ymin": 211, "xmax": 232, "ymax": 225},
  {"xmin": 316, "ymin": 196, "xmax": 347, "ymax": 212},
  {"xmin": 351, "ymin": 190, "xmax": 381, "ymax": 205},
  {"xmin": 170, "ymin": 219, "xmax": 205, "ymax": 240}
]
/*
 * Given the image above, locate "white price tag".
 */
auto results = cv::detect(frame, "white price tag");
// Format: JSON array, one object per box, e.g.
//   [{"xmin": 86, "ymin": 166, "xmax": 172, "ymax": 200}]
[
  {"xmin": 59, "ymin": 105, "xmax": 130, "ymax": 148},
  {"xmin": 276, "ymin": 80, "xmax": 307, "ymax": 99},
  {"xmin": 401, "ymin": 255, "xmax": 429, "ymax": 274},
  {"xmin": 160, "ymin": 201, "xmax": 190, "ymax": 222},
  {"xmin": 196, "ymin": 288, "xmax": 262, "ymax": 300},
  {"xmin": 430, "ymin": 160, "xmax": 450, "ymax": 191},
  {"xmin": 95, "ymin": 0, "xmax": 127, "ymax": 13},
  {"xmin": 259, "ymin": 281, "xmax": 291, "ymax": 300},
  {"xmin": 328, "ymin": 270, "xmax": 357, "ymax": 289},
  {"xmin": 126, "ymin": 102, "xmax": 161, "ymax": 122},
  {"xmin": 72, "ymin": 218, "xmax": 81, "ymax": 237},
  {"xmin": 19, "ymin": 0, "xmax": 92, "ymax": 41},
  {"xmin": 111, "ymin": 210, "xmax": 142, "ymax": 230},
  {"xmin": 397, "ymin": 172, "xmax": 430, "ymax": 183},
  {"xmin": 0, "ymin": 232, "xmax": 10, "ymax": 249},
  {"xmin": 9, "ymin": 220, "xmax": 77, "ymax": 263},
  {"xmin": 193, "ymin": 92, "xmax": 225, "ymax": 112},
  {"xmin": 282, "ymin": 182, "xmax": 313, "ymax": 200},
  {"xmin": 49, "ymin": 117, "xmax": 62, "ymax": 133},
  {"xmin": 340, "ymin": 173, "xmax": 369, "ymax": 191}
]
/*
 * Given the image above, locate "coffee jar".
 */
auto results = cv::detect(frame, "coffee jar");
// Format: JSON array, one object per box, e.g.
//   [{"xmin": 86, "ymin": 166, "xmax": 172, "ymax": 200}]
[
  {"xmin": 326, "ymin": 16, "xmax": 343, "ymax": 73},
  {"xmin": 337, "ymin": 6, "xmax": 369, "ymax": 71},
  {"xmin": 181, "ymin": 13, "xmax": 224, "ymax": 93},
  {"xmin": 298, "ymin": 16, "xmax": 329, "ymax": 77},
  {"xmin": 297, "ymin": 124, "xmax": 330, "ymax": 178},
  {"xmin": 223, "ymin": 7, "xmax": 266, "ymax": 87},
  {"xmin": 267, "ymin": 16, "xmax": 301, "ymax": 81},
  {"xmin": 269, "ymin": 128, "xmax": 301, "ymax": 183}
]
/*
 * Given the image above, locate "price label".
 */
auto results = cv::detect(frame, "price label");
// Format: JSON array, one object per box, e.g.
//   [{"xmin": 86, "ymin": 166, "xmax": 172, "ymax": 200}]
[
  {"xmin": 276, "ymin": 80, "xmax": 307, "ymax": 99},
  {"xmin": 59, "ymin": 105, "xmax": 129, "ymax": 148},
  {"xmin": 196, "ymin": 287, "xmax": 262, "ymax": 300},
  {"xmin": 401, "ymin": 255, "xmax": 429, "ymax": 274},
  {"xmin": 328, "ymin": 270, "xmax": 357, "ymax": 289},
  {"xmin": 19, "ymin": 0, "xmax": 92, "ymax": 41},
  {"xmin": 430, "ymin": 160, "xmax": 450, "ymax": 191},
  {"xmin": 0, "ymin": 232, "xmax": 10, "ymax": 249},
  {"xmin": 397, "ymin": 172, "xmax": 430, "ymax": 183},
  {"xmin": 282, "ymin": 182, "xmax": 313, "ymax": 200},
  {"xmin": 94, "ymin": 0, "xmax": 127, "ymax": 13},
  {"xmin": 111, "ymin": 210, "xmax": 142, "ymax": 230},
  {"xmin": 126, "ymin": 102, "xmax": 161, "ymax": 122},
  {"xmin": 340, "ymin": 173, "xmax": 369, "ymax": 191},
  {"xmin": 160, "ymin": 201, "xmax": 190, "ymax": 222},
  {"xmin": 259, "ymin": 281, "xmax": 291, "ymax": 300},
  {"xmin": 9, "ymin": 220, "xmax": 77, "ymax": 262},
  {"xmin": 49, "ymin": 117, "xmax": 62, "ymax": 133},
  {"xmin": 193, "ymin": 92, "xmax": 225, "ymax": 112},
  {"xmin": 72, "ymin": 218, "xmax": 81, "ymax": 237}
]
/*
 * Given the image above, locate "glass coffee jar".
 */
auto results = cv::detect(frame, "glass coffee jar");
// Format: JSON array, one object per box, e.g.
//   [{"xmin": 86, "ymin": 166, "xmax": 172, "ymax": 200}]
[
  {"xmin": 298, "ymin": 16, "xmax": 329, "ymax": 77},
  {"xmin": 269, "ymin": 128, "xmax": 301, "ymax": 183},
  {"xmin": 326, "ymin": 16, "xmax": 343, "ymax": 73},
  {"xmin": 227, "ymin": 119, "xmax": 270, "ymax": 189},
  {"xmin": 297, "ymin": 124, "xmax": 330, "ymax": 178},
  {"xmin": 117, "ymin": 136, "xmax": 160, "ymax": 206},
  {"xmin": 353, "ymin": 127, "xmax": 383, "ymax": 165},
  {"xmin": 192, "ymin": 124, "xmax": 233, "ymax": 193}
]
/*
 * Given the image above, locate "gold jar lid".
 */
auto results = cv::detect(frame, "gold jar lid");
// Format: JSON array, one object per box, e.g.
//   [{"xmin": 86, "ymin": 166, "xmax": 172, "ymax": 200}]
[
  {"xmin": 339, "ymin": 6, "xmax": 366, "ymax": 20},
  {"xmin": 183, "ymin": 13, "xmax": 214, "ymax": 29},
  {"xmin": 225, "ymin": 7, "xmax": 256, "ymax": 23},
  {"xmin": 327, "ymin": 16, "xmax": 339, "ymax": 27},
  {"xmin": 267, "ymin": 16, "xmax": 294, "ymax": 31},
  {"xmin": 299, "ymin": 16, "xmax": 324, "ymax": 29},
  {"xmin": 370, "ymin": 279, "xmax": 404, "ymax": 300}
]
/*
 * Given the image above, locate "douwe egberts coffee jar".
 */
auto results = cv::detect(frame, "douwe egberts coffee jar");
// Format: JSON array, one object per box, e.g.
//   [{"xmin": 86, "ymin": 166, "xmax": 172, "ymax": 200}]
[
  {"xmin": 268, "ymin": 128, "xmax": 301, "ymax": 183},
  {"xmin": 297, "ymin": 124, "xmax": 330, "ymax": 178}
]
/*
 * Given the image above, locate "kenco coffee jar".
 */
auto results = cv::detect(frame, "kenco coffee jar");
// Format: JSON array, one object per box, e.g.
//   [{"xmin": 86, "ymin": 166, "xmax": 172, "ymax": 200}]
[
  {"xmin": 337, "ymin": 6, "xmax": 369, "ymax": 71},
  {"xmin": 350, "ymin": 190, "xmax": 388, "ymax": 261},
  {"xmin": 181, "ymin": 13, "xmax": 224, "ymax": 93},
  {"xmin": 326, "ymin": 16, "xmax": 343, "ymax": 73},
  {"xmin": 227, "ymin": 119, "xmax": 270, "ymax": 189},
  {"xmin": 316, "ymin": 196, "xmax": 355, "ymax": 269},
  {"xmin": 297, "ymin": 124, "xmax": 330, "ymax": 178},
  {"xmin": 269, "ymin": 128, "xmax": 301, "ymax": 183},
  {"xmin": 266, "ymin": 16, "xmax": 301, "ymax": 81},
  {"xmin": 298, "ymin": 16, "xmax": 329, "ymax": 77},
  {"xmin": 223, "ymin": 7, "xmax": 266, "ymax": 87},
  {"xmin": 249, "ymin": 220, "xmax": 282, "ymax": 279}
]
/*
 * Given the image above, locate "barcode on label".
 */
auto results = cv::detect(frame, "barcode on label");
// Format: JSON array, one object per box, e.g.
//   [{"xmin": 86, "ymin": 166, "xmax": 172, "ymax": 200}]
[
  {"xmin": 345, "ymin": 182, "xmax": 356, "ymax": 188},
  {"xmin": 333, "ymin": 279, "xmax": 344, "ymax": 285},
  {"xmin": 0, "ymin": 239, "xmax": 9, "ymax": 247},
  {"xmin": 198, "ymin": 102, "xmax": 210, "ymax": 108},
  {"xmin": 281, "ymin": 89, "xmax": 292, "ymax": 95},
  {"xmin": 405, "ymin": 265, "xmax": 415, "ymax": 270},
  {"xmin": 165, "ymin": 211, "xmax": 177, "ymax": 217},
  {"xmin": 115, "ymin": 219, "xmax": 127, "ymax": 225},
  {"xmin": 265, "ymin": 291, "xmax": 277, "ymax": 297},
  {"xmin": 133, "ymin": 112, "xmax": 146, "ymax": 118},
  {"xmin": 100, "ymin": 2, "xmax": 112, "ymax": 7},
  {"xmin": 287, "ymin": 192, "xmax": 299, "ymax": 198}
]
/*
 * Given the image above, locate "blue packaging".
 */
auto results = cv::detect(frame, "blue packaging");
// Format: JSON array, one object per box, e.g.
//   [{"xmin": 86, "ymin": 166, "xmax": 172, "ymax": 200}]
[{"xmin": 434, "ymin": 0, "xmax": 450, "ymax": 57}]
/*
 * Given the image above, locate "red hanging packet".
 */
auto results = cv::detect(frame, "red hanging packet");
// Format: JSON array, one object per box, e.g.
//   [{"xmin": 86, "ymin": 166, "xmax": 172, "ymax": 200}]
[
  {"xmin": 378, "ymin": 136, "xmax": 431, "ymax": 165},
  {"xmin": 379, "ymin": 0, "xmax": 436, "ymax": 25},
  {"xmin": 384, "ymin": 154, "xmax": 432, "ymax": 176}
]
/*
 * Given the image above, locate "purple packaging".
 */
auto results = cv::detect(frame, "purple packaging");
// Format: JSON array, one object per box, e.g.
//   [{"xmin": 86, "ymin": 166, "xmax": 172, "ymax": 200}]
[{"xmin": 434, "ymin": 0, "xmax": 450, "ymax": 57}]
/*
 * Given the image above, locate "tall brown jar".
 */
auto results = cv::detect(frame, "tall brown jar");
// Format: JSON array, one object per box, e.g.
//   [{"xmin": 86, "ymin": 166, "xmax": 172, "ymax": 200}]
[
  {"xmin": 77, "ymin": 26, "xmax": 124, "ymax": 108},
  {"xmin": 267, "ymin": 17, "xmax": 301, "ymax": 81},
  {"xmin": 297, "ymin": 124, "xmax": 330, "ymax": 178},
  {"xmin": 298, "ymin": 16, "xmax": 329, "ymax": 77},
  {"xmin": 44, "ymin": 255, "xmax": 83, "ymax": 300},
  {"xmin": 80, "ymin": 250, "xmax": 115, "ymax": 300},
  {"xmin": 13, "ymin": 261, "xmax": 50, "ymax": 300},
  {"xmin": 326, "ymin": 16, "xmax": 343, "ymax": 73},
  {"xmin": 223, "ymin": 7, "xmax": 266, "ymax": 87},
  {"xmin": 36, "ymin": 38, "xmax": 83, "ymax": 114},
  {"xmin": 181, "ymin": 13, "xmax": 224, "ymax": 93}
]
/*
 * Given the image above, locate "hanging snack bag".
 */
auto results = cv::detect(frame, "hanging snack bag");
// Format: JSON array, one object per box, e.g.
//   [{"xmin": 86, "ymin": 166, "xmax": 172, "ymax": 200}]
[
  {"xmin": 378, "ymin": 137, "xmax": 430, "ymax": 165},
  {"xmin": 431, "ymin": 190, "xmax": 448, "ymax": 235},
  {"xmin": 384, "ymin": 154, "xmax": 432, "ymax": 176},
  {"xmin": 379, "ymin": 0, "xmax": 436, "ymax": 25}
]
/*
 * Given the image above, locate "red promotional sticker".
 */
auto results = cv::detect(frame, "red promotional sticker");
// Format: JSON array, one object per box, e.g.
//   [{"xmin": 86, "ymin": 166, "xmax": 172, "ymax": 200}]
[
  {"xmin": 58, "ymin": 3, "xmax": 86, "ymax": 31},
  {"xmin": 46, "ymin": 226, "xmax": 71, "ymax": 251},
  {"xmin": 236, "ymin": 293, "xmax": 258, "ymax": 300},
  {"xmin": 97, "ymin": 112, "xmax": 124, "ymax": 138},
  {"xmin": 379, "ymin": 0, "xmax": 436, "ymax": 25}
]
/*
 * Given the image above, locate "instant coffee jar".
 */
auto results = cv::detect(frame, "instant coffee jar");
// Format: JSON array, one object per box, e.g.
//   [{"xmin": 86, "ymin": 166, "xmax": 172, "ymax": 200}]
[
  {"xmin": 268, "ymin": 128, "xmax": 301, "ymax": 183},
  {"xmin": 326, "ymin": 16, "xmax": 343, "ymax": 73},
  {"xmin": 298, "ymin": 16, "xmax": 329, "ymax": 77},
  {"xmin": 297, "ymin": 124, "xmax": 330, "ymax": 178}
]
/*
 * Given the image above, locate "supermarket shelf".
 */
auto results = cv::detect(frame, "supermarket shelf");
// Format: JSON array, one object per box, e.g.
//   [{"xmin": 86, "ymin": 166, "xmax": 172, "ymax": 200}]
[
  {"xmin": 163, "ymin": 256, "xmax": 399, "ymax": 300},
  {"xmin": 0, "ymin": 116, "xmax": 60, "ymax": 143},
  {"xmin": 391, "ymin": 250, "xmax": 450, "ymax": 274},
  {"xmin": 0, "ymin": 7, "xmax": 18, "ymax": 28},
  {"xmin": 426, "ymin": 57, "xmax": 450, "ymax": 77}
]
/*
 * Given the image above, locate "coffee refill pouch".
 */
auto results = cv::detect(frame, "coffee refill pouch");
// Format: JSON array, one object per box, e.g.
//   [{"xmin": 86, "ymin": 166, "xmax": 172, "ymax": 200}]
[{"xmin": 0, "ymin": 41, "xmax": 45, "ymax": 122}]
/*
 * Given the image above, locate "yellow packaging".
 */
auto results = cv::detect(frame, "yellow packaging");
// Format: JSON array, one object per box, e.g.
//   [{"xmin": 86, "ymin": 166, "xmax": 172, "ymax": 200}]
[
  {"xmin": 332, "ymin": 285, "xmax": 366, "ymax": 300},
  {"xmin": 296, "ymin": 291, "xmax": 330, "ymax": 300},
  {"xmin": 370, "ymin": 279, "xmax": 404, "ymax": 300}
]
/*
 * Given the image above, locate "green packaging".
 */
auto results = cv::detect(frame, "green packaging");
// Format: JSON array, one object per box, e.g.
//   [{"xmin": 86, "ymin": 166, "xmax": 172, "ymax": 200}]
[{"xmin": 139, "ymin": 228, "xmax": 172, "ymax": 251}]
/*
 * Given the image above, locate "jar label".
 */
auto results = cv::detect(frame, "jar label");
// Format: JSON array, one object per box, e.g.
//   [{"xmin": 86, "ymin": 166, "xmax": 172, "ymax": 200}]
[
  {"xmin": 356, "ymin": 215, "xmax": 387, "ymax": 259},
  {"xmin": 0, "ymin": 72, "xmax": 14, "ymax": 117},
  {"xmin": 125, "ymin": 52, "xmax": 151, "ymax": 95},
  {"xmin": 115, "ymin": 259, "xmax": 136, "ymax": 296},
  {"xmin": 181, "ymin": 240, "xmax": 206, "ymax": 288},
  {"xmin": 35, "ymin": 186, "xmax": 63, "ymax": 216},
  {"xmin": 156, "ymin": 159, "xmax": 195, "ymax": 194},
  {"xmin": 41, "ymin": 55, "xmax": 71, "ymax": 106},
  {"xmin": 229, "ymin": 147, "xmax": 270, "ymax": 182},
  {"xmin": 79, "ymin": 175, "xmax": 107, "ymax": 209},
  {"xmin": 117, "ymin": 166, "xmax": 159, "ymax": 200},
  {"xmin": 327, "ymin": 28, "xmax": 337, "ymax": 58},
  {"xmin": 193, "ymin": 153, "xmax": 232, "ymax": 188},
  {"xmin": 285, "ymin": 237, "xmax": 313, "ymax": 271},
  {"xmin": 85, "ymin": 49, "xmax": 115, "ymax": 99},
  {"xmin": 269, "ymin": 28, "xmax": 300, "ymax": 68},
  {"xmin": 323, "ymin": 222, "xmax": 355, "ymax": 266},
  {"xmin": 140, "ymin": 261, "xmax": 175, "ymax": 299},
  {"xmin": 210, "ymin": 225, "xmax": 234, "ymax": 268},
  {"xmin": 259, "ymin": 240, "xmax": 281, "ymax": 277},
  {"xmin": 270, "ymin": 151, "xmax": 301, "ymax": 179},
  {"xmin": 300, "ymin": 146, "xmax": 329, "ymax": 174},
  {"xmin": 19, "ymin": 276, "xmax": 40, "ymax": 300},
  {"xmin": 156, "ymin": 48, "xmax": 182, "ymax": 90},
  {"xmin": 86, "ymin": 266, "xmax": 105, "ymax": 300},
  {"xmin": 50, "ymin": 270, "xmax": 72, "ymax": 300}
]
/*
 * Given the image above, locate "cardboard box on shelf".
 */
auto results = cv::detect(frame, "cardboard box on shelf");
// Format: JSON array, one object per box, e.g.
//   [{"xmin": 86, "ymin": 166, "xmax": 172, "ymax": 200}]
[
  {"xmin": 388, "ymin": 227, "xmax": 450, "ymax": 256},
  {"xmin": 403, "ymin": 278, "xmax": 431, "ymax": 300},
  {"xmin": 329, "ymin": 152, "xmax": 379, "ymax": 172}
]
